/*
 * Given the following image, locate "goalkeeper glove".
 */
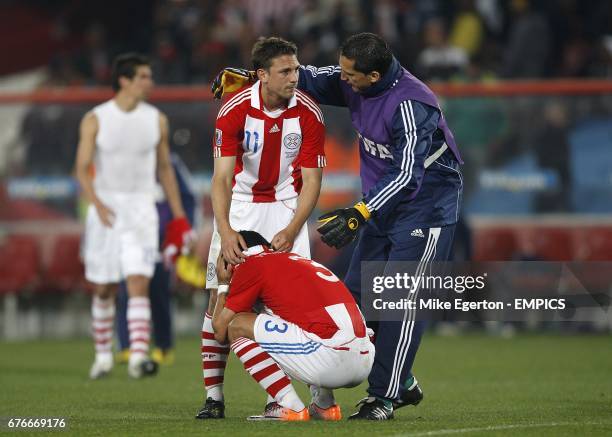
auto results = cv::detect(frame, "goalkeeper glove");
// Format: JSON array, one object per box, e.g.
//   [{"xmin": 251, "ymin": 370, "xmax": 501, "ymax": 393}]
[
  {"xmin": 162, "ymin": 217, "xmax": 195, "ymax": 266},
  {"xmin": 317, "ymin": 201, "xmax": 371, "ymax": 249},
  {"xmin": 211, "ymin": 67, "xmax": 256, "ymax": 99}
]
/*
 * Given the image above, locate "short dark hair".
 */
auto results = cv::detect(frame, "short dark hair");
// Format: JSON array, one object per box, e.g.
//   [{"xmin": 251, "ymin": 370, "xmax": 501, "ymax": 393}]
[
  {"xmin": 239, "ymin": 230, "xmax": 271, "ymax": 248},
  {"xmin": 251, "ymin": 37, "xmax": 298, "ymax": 70},
  {"xmin": 340, "ymin": 33, "xmax": 393, "ymax": 76},
  {"xmin": 111, "ymin": 53, "xmax": 150, "ymax": 91}
]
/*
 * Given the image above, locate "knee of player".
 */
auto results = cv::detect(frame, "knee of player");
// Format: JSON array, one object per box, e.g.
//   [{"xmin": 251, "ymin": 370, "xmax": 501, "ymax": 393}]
[
  {"xmin": 126, "ymin": 275, "xmax": 150, "ymax": 296},
  {"xmin": 227, "ymin": 318, "xmax": 241, "ymax": 344},
  {"xmin": 227, "ymin": 315, "xmax": 252, "ymax": 344},
  {"xmin": 95, "ymin": 283, "xmax": 118, "ymax": 299}
]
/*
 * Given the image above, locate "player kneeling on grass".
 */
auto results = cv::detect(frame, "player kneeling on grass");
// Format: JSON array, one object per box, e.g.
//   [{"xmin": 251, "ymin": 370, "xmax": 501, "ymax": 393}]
[{"xmin": 212, "ymin": 231, "xmax": 374, "ymax": 421}]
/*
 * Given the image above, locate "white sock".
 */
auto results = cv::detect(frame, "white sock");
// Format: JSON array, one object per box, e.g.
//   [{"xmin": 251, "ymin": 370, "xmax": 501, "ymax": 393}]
[
  {"xmin": 202, "ymin": 312, "xmax": 229, "ymax": 401},
  {"xmin": 92, "ymin": 296, "xmax": 115, "ymax": 361},
  {"xmin": 310, "ymin": 385, "xmax": 335, "ymax": 409},
  {"xmin": 231, "ymin": 337, "xmax": 304, "ymax": 411},
  {"xmin": 207, "ymin": 386, "xmax": 224, "ymax": 402},
  {"xmin": 127, "ymin": 296, "xmax": 151, "ymax": 364},
  {"xmin": 278, "ymin": 389, "xmax": 306, "ymax": 412}
]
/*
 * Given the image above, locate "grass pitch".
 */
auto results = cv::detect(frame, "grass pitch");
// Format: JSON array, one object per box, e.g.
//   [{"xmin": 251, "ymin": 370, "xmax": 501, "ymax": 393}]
[{"xmin": 2, "ymin": 333, "xmax": 612, "ymax": 436}]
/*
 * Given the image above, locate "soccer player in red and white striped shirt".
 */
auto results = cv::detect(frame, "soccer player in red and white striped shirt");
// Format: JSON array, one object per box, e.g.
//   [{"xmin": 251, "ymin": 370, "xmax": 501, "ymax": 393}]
[
  {"xmin": 212, "ymin": 231, "xmax": 374, "ymax": 421},
  {"xmin": 197, "ymin": 37, "xmax": 326, "ymax": 419}
]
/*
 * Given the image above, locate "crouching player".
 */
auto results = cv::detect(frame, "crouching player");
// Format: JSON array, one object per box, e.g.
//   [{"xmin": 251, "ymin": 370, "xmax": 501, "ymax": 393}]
[{"xmin": 212, "ymin": 231, "xmax": 374, "ymax": 421}]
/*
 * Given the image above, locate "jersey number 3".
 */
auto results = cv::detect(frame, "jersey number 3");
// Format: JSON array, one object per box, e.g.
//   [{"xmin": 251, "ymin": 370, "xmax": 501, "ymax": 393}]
[{"xmin": 264, "ymin": 320, "xmax": 288, "ymax": 334}]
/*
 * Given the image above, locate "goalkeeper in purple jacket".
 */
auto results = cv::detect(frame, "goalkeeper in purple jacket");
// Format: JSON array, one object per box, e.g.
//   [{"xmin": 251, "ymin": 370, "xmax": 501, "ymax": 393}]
[{"xmin": 211, "ymin": 32, "xmax": 463, "ymax": 421}]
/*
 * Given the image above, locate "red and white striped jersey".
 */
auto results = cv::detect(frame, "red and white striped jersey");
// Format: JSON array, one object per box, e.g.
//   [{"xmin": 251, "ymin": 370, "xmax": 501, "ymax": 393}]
[{"xmin": 213, "ymin": 81, "xmax": 326, "ymax": 203}]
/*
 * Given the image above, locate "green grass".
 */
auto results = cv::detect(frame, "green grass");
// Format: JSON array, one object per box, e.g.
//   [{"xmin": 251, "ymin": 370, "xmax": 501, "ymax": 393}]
[{"xmin": 1, "ymin": 334, "xmax": 612, "ymax": 436}]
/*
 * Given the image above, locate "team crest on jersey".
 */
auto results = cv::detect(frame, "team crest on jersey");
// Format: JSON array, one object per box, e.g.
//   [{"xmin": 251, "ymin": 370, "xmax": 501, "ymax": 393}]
[
  {"xmin": 206, "ymin": 262, "xmax": 216, "ymax": 281},
  {"xmin": 283, "ymin": 133, "xmax": 302, "ymax": 150},
  {"xmin": 215, "ymin": 129, "xmax": 222, "ymax": 146}
]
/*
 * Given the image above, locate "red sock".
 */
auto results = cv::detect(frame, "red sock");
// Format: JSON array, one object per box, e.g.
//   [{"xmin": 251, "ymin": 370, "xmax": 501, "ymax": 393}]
[
  {"xmin": 91, "ymin": 296, "xmax": 114, "ymax": 360},
  {"xmin": 127, "ymin": 297, "xmax": 151, "ymax": 363},
  {"xmin": 231, "ymin": 337, "xmax": 300, "ymax": 408},
  {"xmin": 202, "ymin": 312, "xmax": 229, "ymax": 400}
]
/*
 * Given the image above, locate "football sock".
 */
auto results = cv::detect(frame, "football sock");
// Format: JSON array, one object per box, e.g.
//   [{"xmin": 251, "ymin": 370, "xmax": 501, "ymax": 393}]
[
  {"xmin": 92, "ymin": 296, "xmax": 115, "ymax": 361},
  {"xmin": 231, "ymin": 337, "xmax": 304, "ymax": 411},
  {"xmin": 310, "ymin": 385, "xmax": 335, "ymax": 409},
  {"xmin": 127, "ymin": 296, "xmax": 151, "ymax": 364},
  {"xmin": 202, "ymin": 312, "xmax": 228, "ymax": 401},
  {"xmin": 405, "ymin": 375, "xmax": 417, "ymax": 390}
]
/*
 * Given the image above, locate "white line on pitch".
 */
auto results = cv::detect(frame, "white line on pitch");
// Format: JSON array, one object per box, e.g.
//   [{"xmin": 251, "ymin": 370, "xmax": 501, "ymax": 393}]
[{"xmin": 393, "ymin": 421, "xmax": 612, "ymax": 436}]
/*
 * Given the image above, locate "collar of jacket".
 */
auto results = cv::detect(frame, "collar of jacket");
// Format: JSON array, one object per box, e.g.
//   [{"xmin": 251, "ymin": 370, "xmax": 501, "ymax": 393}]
[{"xmin": 360, "ymin": 57, "xmax": 401, "ymax": 98}]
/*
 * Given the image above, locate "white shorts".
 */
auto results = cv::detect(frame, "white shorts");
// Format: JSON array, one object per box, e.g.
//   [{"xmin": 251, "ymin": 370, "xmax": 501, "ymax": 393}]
[
  {"xmin": 253, "ymin": 313, "xmax": 375, "ymax": 389},
  {"xmin": 206, "ymin": 198, "xmax": 310, "ymax": 289},
  {"xmin": 83, "ymin": 192, "xmax": 159, "ymax": 284}
]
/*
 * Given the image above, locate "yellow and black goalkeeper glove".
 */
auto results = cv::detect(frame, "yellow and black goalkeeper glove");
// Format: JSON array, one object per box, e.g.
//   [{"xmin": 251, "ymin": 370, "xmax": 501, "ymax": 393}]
[
  {"xmin": 211, "ymin": 67, "xmax": 256, "ymax": 99},
  {"xmin": 317, "ymin": 202, "xmax": 371, "ymax": 249}
]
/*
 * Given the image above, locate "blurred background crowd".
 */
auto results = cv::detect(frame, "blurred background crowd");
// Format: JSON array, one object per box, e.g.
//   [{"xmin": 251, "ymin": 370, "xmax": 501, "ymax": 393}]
[{"xmin": 4, "ymin": 0, "xmax": 612, "ymax": 85}]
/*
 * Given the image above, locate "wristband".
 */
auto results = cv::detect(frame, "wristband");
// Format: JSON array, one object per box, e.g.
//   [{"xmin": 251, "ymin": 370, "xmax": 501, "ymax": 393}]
[
  {"xmin": 218, "ymin": 284, "xmax": 229, "ymax": 294},
  {"xmin": 353, "ymin": 201, "xmax": 372, "ymax": 221}
]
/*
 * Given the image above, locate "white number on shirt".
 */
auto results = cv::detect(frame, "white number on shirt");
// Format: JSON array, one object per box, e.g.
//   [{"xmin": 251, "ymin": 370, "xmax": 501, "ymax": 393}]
[{"xmin": 288, "ymin": 255, "xmax": 339, "ymax": 282}]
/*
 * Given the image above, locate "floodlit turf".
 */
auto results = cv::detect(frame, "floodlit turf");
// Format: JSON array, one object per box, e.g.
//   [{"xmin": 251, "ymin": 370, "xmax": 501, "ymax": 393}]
[{"xmin": 2, "ymin": 334, "xmax": 612, "ymax": 436}]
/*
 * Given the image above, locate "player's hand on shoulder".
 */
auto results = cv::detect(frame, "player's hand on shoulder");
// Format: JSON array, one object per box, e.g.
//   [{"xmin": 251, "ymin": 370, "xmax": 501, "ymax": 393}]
[
  {"xmin": 219, "ymin": 228, "xmax": 247, "ymax": 265},
  {"xmin": 94, "ymin": 201, "xmax": 115, "ymax": 227},
  {"xmin": 211, "ymin": 67, "xmax": 256, "ymax": 99},
  {"xmin": 215, "ymin": 253, "xmax": 234, "ymax": 284},
  {"xmin": 271, "ymin": 228, "xmax": 297, "ymax": 253}
]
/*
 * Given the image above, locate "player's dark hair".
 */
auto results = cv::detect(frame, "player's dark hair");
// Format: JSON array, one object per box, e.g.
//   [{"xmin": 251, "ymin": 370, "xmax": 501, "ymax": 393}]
[
  {"xmin": 340, "ymin": 33, "xmax": 393, "ymax": 76},
  {"xmin": 239, "ymin": 230, "xmax": 271, "ymax": 248},
  {"xmin": 111, "ymin": 53, "xmax": 150, "ymax": 92},
  {"xmin": 251, "ymin": 37, "xmax": 298, "ymax": 71}
]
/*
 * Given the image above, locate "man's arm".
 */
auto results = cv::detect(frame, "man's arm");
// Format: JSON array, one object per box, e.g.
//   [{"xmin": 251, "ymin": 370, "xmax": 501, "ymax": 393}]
[
  {"xmin": 298, "ymin": 65, "xmax": 346, "ymax": 106},
  {"xmin": 157, "ymin": 113, "xmax": 186, "ymax": 219},
  {"xmin": 211, "ymin": 66, "xmax": 346, "ymax": 106},
  {"xmin": 211, "ymin": 156, "xmax": 246, "ymax": 264},
  {"xmin": 316, "ymin": 100, "xmax": 440, "ymax": 249},
  {"xmin": 74, "ymin": 112, "xmax": 115, "ymax": 227},
  {"xmin": 362, "ymin": 100, "xmax": 440, "ymax": 218},
  {"xmin": 212, "ymin": 292, "xmax": 235, "ymax": 344},
  {"xmin": 271, "ymin": 105, "xmax": 326, "ymax": 252},
  {"xmin": 271, "ymin": 167, "xmax": 322, "ymax": 252}
]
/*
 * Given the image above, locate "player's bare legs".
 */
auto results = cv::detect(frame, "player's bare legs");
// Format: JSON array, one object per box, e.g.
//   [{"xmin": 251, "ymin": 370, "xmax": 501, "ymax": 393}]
[
  {"xmin": 89, "ymin": 283, "xmax": 118, "ymax": 379},
  {"xmin": 125, "ymin": 274, "xmax": 157, "ymax": 378}
]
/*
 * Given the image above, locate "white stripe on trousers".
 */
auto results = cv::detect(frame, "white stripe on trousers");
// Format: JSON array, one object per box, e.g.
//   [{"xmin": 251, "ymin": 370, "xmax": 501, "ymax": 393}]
[
  {"xmin": 368, "ymin": 101, "xmax": 416, "ymax": 210},
  {"xmin": 385, "ymin": 227, "xmax": 441, "ymax": 399}
]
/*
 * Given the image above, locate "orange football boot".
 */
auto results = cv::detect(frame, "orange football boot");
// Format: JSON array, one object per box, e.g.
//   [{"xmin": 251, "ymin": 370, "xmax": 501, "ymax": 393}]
[{"xmin": 308, "ymin": 403, "xmax": 342, "ymax": 421}]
